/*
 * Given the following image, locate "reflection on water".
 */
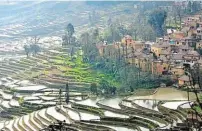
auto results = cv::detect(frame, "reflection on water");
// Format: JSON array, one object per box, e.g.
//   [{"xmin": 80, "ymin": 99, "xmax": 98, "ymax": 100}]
[
  {"xmin": 180, "ymin": 102, "xmax": 192, "ymax": 109},
  {"xmin": 134, "ymin": 100, "xmax": 159, "ymax": 111},
  {"xmin": 104, "ymin": 111, "xmax": 129, "ymax": 118},
  {"xmin": 106, "ymin": 126, "xmax": 136, "ymax": 131},
  {"xmin": 67, "ymin": 109, "xmax": 80, "ymax": 121},
  {"xmin": 128, "ymin": 88, "xmax": 196, "ymax": 101},
  {"xmin": 162, "ymin": 101, "xmax": 188, "ymax": 110},
  {"xmin": 0, "ymin": 78, "xmax": 192, "ymax": 131},
  {"xmin": 76, "ymin": 97, "xmax": 103, "ymax": 107},
  {"xmin": 0, "ymin": 55, "xmax": 26, "ymax": 62},
  {"xmin": 80, "ymin": 112, "xmax": 100, "ymax": 120},
  {"xmin": 99, "ymin": 97, "xmax": 123, "ymax": 109},
  {"xmin": 122, "ymin": 100, "xmax": 132, "ymax": 107}
]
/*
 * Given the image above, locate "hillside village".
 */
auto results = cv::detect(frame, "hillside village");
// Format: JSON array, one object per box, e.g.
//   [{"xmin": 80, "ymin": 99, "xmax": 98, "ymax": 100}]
[{"xmin": 96, "ymin": 14, "xmax": 202, "ymax": 88}]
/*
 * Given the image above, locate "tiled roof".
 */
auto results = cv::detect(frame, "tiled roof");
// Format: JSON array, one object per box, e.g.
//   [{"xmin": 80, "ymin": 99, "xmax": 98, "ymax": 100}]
[
  {"xmin": 170, "ymin": 53, "xmax": 184, "ymax": 60},
  {"xmin": 160, "ymin": 55, "xmax": 169, "ymax": 61},
  {"xmin": 186, "ymin": 50, "xmax": 200, "ymax": 56},
  {"xmin": 198, "ymin": 59, "xmax": 202, "ymax": 64},
  {"xmin": 171, "ymin": 31, "xmax": 185, "ymax": 39},
  {"xmin": 197, "ymin": 27, "xmax": 202, "ymax": 30},
  {"xmin": 181, "ymin": 27, "xmax": 190, "ymax": 32},
  {"xmin": 173, "ymin": 65, "xmax": 184, "ymax": 69},
  {"xmin": 134, "ymin": 41, "xmax": 145, "ymax": 45},
  {"xmin": 164, "ymin": 35, "xmax": 170, "ymax": 40},
  {"xmin": 178, "ymin": 45, "xmax": 189, "ymax": 50},
  {"xmin": 183, "ymin": 36, "xmax": 193, "ymax": 40},
  {"xmin": 152, "ymin": 43, "xmax": 170, "ymax": 48},
  {"xmin": 160, "ymin": 49, "xmax": 171, "ymax": 55}
]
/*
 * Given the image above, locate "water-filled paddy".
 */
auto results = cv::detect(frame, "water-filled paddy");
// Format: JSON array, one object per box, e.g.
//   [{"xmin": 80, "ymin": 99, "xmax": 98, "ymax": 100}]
[
  {"xmin": 0, "ymin": 74, "xmax": 197, "ymax": 131},
  {"xmin": 14, "ymin": 85, "xmax": 47, "ymax": 91},
  {"xmin": 99, "ymin": 97, "xmax": 123, "ymax": 109},
  {"xmin": 128, "ymin": 88, "xmax": 196, "ymax": 101},
  {"xmin": 133, "ymin": 100, "xmax": 159, "ymax": 111},
  {"xmin": 162, "ymin": 101, "xmax": 189, "ymax": 110}
]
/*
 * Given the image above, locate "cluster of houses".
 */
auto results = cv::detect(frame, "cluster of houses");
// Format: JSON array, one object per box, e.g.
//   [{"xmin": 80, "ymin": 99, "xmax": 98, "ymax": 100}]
[{"xmin": 96, "ymin": 14, "xmax": 202, "ymax": 87}]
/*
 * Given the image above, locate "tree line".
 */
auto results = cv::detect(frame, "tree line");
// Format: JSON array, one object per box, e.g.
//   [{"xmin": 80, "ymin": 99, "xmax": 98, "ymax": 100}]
[{"xmin": 23, "ymin": 36, "xmax": 41, "ymax": 57}]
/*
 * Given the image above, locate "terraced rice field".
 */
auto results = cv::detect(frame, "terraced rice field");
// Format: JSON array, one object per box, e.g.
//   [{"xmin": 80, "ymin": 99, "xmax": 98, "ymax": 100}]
[{"xmin": 0, "ymin": 49, "xmax": 195, "ymax": 131}]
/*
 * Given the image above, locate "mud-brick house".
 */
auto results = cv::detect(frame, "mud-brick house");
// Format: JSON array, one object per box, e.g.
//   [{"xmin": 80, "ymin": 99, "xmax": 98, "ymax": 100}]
[
  {"xmin": 178, "ymin": 44, "xmax": 191, "ymax": 53},
  {"xmin": 187, "ymin": 26, "xmax": 197, "ymax": 41},
  {"xmin": 159, "ymin": 49, "xmax": 171, "ymax": 60},
  {"xmin": 121, "ymin": 35, "xmax": 134, "ymax": 46},
  {"xmin": 127, "ymin": 50, "xmax": 142, "ymax": 65},
  {"xmin": 96, "ymin": 41, "xmax": 107, "ymax": 56},
  {"xmin": 171, "ymin": 31, "xmax": 185, "ymax": 40},
  {"xmin": 177, "ymin": 39, "xmax": 187, "ymax": 46},
  {"xmin": 183, "ymin": 36, "xmax": 196, "ymax": 48},
  {"xmin": 156, "ymin": 37, "xmax": 164, "ymax": 43},
  {"xmin": 178, "ymin": 75, "xmax": 191, "ymax": 86},
  {"xmin": 137, "ymin": 55, "xmax": 153, "ymax": 72},
  {"xmin": 170, "ymin": 53, "xmax": 185, "ymax": 65},
  {"xmin": 197, "ymin": 21, "xmax": 202, "ymax": 28},
  {"xmin": 127, "ymin": 50, "xmax": 153, "ymax": 72},
  {"xmin": 168, "ymin": 31, "xmax": 188, "ymax": 47},
  {"xmin": 121, "ymin": 35, "xmax": 145, "ymax": 50},
  {"xmin": 151, "ymin": 42, "xmax": 170, "ymax": 57},
  {"xmin": 96, "ymin": 41, "xmax": 118, "ymax": 55},
  {"xmin": 151, "ymin": 60, "xmax": 169, "ymax": 75},
  {"xmin": 181, "ymin": 26, "xmax": 190, "ymax": 35},
  {"xmin": 133, "ymin": 41, "xmax": 145, "ymax": 50},
  {"xmin": 196, "ymin": 40, "xmax": 202, "ymax": 49},
  {"xmin": 170, "ymin": 66, "xmax": 185, "ymax": 77},
  {"xmin": 198, "ymin": 59, "xmax": 202, "ymax": 70},
  {"xmin": 183, "ymin": 50, "xmax": 200, "ymax": 68},
  {"xmin": 185, "ymin": 16, "xmax": 200, "ymax": 27},
  {"xmin": 196, "ymin": 27, "xmax": 202, "ymax": 40}
]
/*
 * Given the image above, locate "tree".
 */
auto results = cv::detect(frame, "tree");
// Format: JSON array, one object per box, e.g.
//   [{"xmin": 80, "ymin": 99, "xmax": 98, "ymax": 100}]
[
  {"xmin": 82, "ymin": 42, "xmax": 99, "ymax": 63},
  {"xmin": 111, "ymin": 86, "xmax": 116, "ymax": 95},
  {"xmin": 31, "ymin": 36, "xmax": 40, "ymax": 45},
  {"xmin": 64, "ymin": 23, "xmax": 75, "ymax": 45},
  {"xmin": 80, "ymin": 32, "xmax": 90, "ymax": 45},
  {"xmin": 173, "ymin": 4, "xmax": 183, "ymax": 29},
  {"xmin": 118, "ymin": 25, "xmax": 127, "ymax": 38},
  {"xmin": 130, "ymin": 85, "xmax": 134, "ymax": 92},
  {"xmin": 148, "ymin": 9, "xmax": 167, "ymax": 37},
  {"xmin": 92, "ymin": 28, "xmax": 99, "ymax": 43},
  {"xmin": 24, "ymin": 36, "xmax": 41, "ymax": 56},
  {"xmin": 103, "ymin": 24, "xmax": 122, "ymax": 43},
  {"xmin": 90, "ymin": 83, "xmax": 98, "ymax": 95},
  {"xmin": 65, "ymin": 83, "xmax": 69, "ymax": 104},
  {"xmin": 129, "ymin": 14, "xmax": 156, "ymax": 41},
  {"xmin": 187, "ymin": 1, "xmax": 192, "ymax": 14},
  {"xmin": 24, "ymin": 45, "xmax": 30, "ymax": 57},
  {"xmin": 30, "ymin": 44, "xmax": 41, "ymax": 55},
  {"xmin": 70, "ymin": 46, "xmax": 75, "ymax": 60},
  {"xmin": 191, "ymin": 1, "xmax": 199, "ymax": 13},
  {"xmin": 186, "ymin": 1, "xmax": 201, "ymax": 14},
  {"xmin": 67, "ymin": 23, "xmax": 75, "ymax": 38},
  {"xmin": 89, "ymin": 13, "xmax": 93, "ymax": 25},
  {"xmin": 107, "ymin": 17, "xmax": 112, "ymax": 27},
  {"xmin": 197, "ymin": 48, "xmax": 202, "ymax": 55},
  {"xmin": 99, "ymin": 79, "xmax": 110, "ymax": 94},
  {"xmin": 89, "ymin": 10, "xmax": 97, "ymax": 26}
]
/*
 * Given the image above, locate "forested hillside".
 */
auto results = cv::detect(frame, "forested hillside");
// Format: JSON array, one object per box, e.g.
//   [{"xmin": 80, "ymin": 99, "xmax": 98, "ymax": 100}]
[{"xmin": 0, "ymin": 1, "xmax": 174, "ymax": 42}]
